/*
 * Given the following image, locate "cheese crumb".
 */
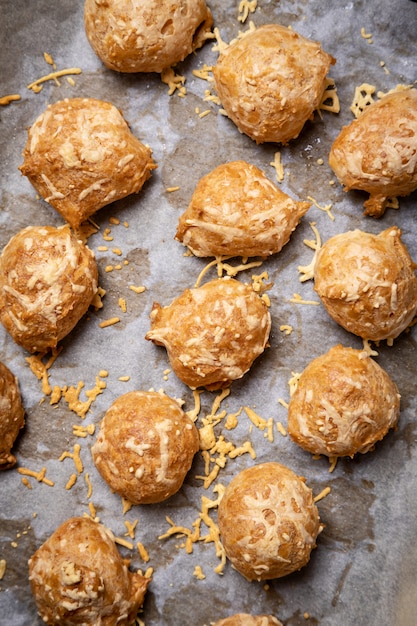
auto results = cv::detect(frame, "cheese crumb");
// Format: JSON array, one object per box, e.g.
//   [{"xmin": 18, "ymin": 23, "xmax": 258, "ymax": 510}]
[
  {"xmin": 161, "ymin": 67, "xmax": 187, "ymax": 97},
  {"xmin": 314, "ymin": 486, "xmax": 331, "ymax": 502},
  {"xmin": 270, "ymin": 151, "xmax": 285, "ymax": 183},
  {"xmin": 0, "ymin": 560, "xmax": 6, "ymax": 580},
  {"xmin": 124, "ymin": 519, "xmax": 138, "ymax": 539},
  {"xmin": 137, "ymin": 542, "xmax": 150, "ymax": 563},
  {"xmin": 99, "ymin": 317, "xmax": 120, "ymax": 328},
  {"xmin": 193, "ymin": 565, "xmax": 206, "ymax": 580},
  {"xmin": 350, "ymin": 83, "xmax": 376, "ymax": 118},
  {"xmin": 0, "ymin": 94, "xmax": 21, "ymax": 106}
]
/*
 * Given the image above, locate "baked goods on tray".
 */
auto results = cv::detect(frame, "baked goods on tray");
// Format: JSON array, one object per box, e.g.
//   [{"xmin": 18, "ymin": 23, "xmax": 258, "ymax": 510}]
[
  {"xmin": 213, "ymin": 24, "xmax": 335, "ymax": 144},
  {"xmin": 175, "ymin": 160, "xmax": 310, "ymax": 258},
  {"xmin": 0, "ymin": 361, "xmax": 25, "ymax": 470},
  {"xmin": 329, "ymin": 88, "xmax": 417, "ymax": 217},
  {"xmin": 212, "ymin": 615, "xmax": 283, "ymax": 626},
  {"xmin": 218, "ymin": 462, "xmax": 322, "ymax": 581},
  {"xmin": 19, "ymin": 97, "xmax": 157, "ymax": 228},
  {"xmin": 313, "ymin": 226, "xmax": 417, "ymax": 342},
  {"xmin": 91, "ymin": 390, "xmax": 199, "ymax": 504},
  {"xmin": 28, "ymin": 516, "xmax": 150, "ymax": 626},
  {"xmin": 0, "ymin": 225, "xmax": 98, "ymax": 353},
  {"xmin": 145, "ymin": 277, "xmax": 271, "ymax": 390},
  {"xmin": 84, "ymin": 0, "xmax": 213, "ymax": 73},
  {"xmin": 288, "ymin": 344, "xmax": 400, "ymax": 458}
]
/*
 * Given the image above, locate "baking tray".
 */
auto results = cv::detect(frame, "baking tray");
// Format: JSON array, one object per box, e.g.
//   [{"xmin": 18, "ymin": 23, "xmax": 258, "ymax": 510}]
[{"xmin": 1, "ymin": 1, "xmax": 417, "ymax": 625}]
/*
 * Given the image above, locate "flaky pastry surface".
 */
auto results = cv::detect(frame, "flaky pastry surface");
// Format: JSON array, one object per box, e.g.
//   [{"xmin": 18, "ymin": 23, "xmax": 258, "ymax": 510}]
[
  {"xmin": 28, "ymin": 516, "xmax": 150, "ymax": 626},
  {"xmin": 145, "ymin": 277, "xmax": 271, "ymax": 390},
  {"xmin": 213, "ymin": 24, "xmax": 335, "ymax": 144},
  {"xmin": 218, "ymin": 462, "xmax": 321, "ymax": 581},
  {"xmin": 314, "ymin": 227, "xmax": 417, "ymax": 342},
  {"xmin": 91, "ymin": 390, "xmax": 199, "ymax": 504},
  {"xmin": 20, "ymin": 97, "xmax": 156, "ymax": 228},
  {"xmin": 84, "ymin": 0, "xmax": 213, "ymax": 73},
  {"xmin": 288, "ymin": 345, "xmax": 400, "ymax": 457},
  {"xmin": 176, "ymin": 160, "xmax": 310, "ymax": 257},
  {"xmin": 0, "ymin": 361, "xmax": 25, "ymax": 470},
  {"xmin": 329, "ymin": 88, "xmax": 417, "ymax": 217},
  {"xmin": 0, "ymin": 225, "xmax": 98, "ymax": 353}
]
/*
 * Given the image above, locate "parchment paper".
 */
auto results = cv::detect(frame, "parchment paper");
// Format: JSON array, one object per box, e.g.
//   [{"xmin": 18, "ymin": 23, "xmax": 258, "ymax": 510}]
[{"xmin": 1, "ymin": 1, "xmax": 417, "ymax": 625}]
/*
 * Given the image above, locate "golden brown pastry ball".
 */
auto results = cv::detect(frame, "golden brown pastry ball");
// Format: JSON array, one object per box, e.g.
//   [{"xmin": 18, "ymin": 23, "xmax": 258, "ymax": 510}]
[
  {"xmin": 175, "ymin": 160, "xmax": 310, "ymax": 258},
  {"xmin": 91, "ymin": 390, "xmax": 199, "ymax": 504},
  {"xmin": 84, "ymin": 0, "xmax": 213, "ymax": 73},
  {"xmin": 0, "ymin": 225, "xmax": 98, "ymax": 353},
  {"xmin": 145, "ymin": 277, "xmax": 271, "ymax": 390},
  {"xmin": 314, "ymin": 226, "xmax": 417, "ymax": 342},
  {"xmin": 288, "ymin": 345, "xmax": 400, "ymax": 458},
  {"xmin": 212, "ymin": 24, "xmax": 335, "ymax": 144},
  {"xmin": 213, "ymin": 615, "xmax": 283, "ymax": 626},
  {"xmin": 19, "ymin": 97, "xmax": 157, "ymax": 228},
  {"xmin": 329, "ymin": 88, "xmax": 417, "ymax": 217},
  {"xmin": 218, "ymin": 462, "xmax": 322, "ymax": 581},
  {"xmin": 0, "ymin": 362, "xmax": 25, "ymax": 470},
  {"xmin": 28, "ymin": 516, "xmax": 150, "ymax": 626}
]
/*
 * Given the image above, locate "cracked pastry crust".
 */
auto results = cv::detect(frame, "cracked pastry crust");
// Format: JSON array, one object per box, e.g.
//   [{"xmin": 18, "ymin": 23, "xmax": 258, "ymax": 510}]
[
  {"xmin": 84, "ymin": 0, "xmax": 213, "ymax": 73},
  {"xmin": 213, "ymin": 24, "xmax": 335, "ymax": 144},
  {"xmin": 91, "ymin": 390, "xmax": 199, "ymax": 504},
  {"xmin": 19, "ymin": 97, "xmax": 157, "ymax": 228},
  {"xmin": 0, "ymin": 225, "xmax": 98, "ymax": 353},
  {"xmin": 145, "ymin": 277, "xmax": 271, "ymax": 390},
  {"xmin": 0, "ymin": 361, "xmax": 25, "ymax": 470},
  {"xmin": 313, "ymin": 226, "xmax": 417, "ymax": 342},
  {"xmin": 175, "ymin": 160, "xmax": 310, "ymax": 258},
  {"xmin": 288, "ymin": 345, "xmax": 400, "ymax": 458},
  {"xmin": 28, "ymin": 516, "xmax": 150, "ymax": 626},
  {"xmin": 218, "ymin": 462, "xmax": 322, "ymax": 581},
  {"xmin": 212, "ymin": 615, "xmax": 283, "ymax": 626},
  {"xmin": 329, "ymin": 88, "xmax": 417, "ymax": 217}
]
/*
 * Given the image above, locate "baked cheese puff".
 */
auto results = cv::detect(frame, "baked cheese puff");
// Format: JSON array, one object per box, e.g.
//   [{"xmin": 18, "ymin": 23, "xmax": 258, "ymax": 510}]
[
  {"xmin": 288, "ymin": 345, "xmax": 400, "ymax": 458},
  {"xmin": 28, "ymin": 517, "xmax": 150, "ymax": 626},
  {"xmin": 175, "ymin": 161, "xmax": 310, "ymax": 258},
  {"xmin": 19, "ymin": 98, "xmax": 157, "ymax": 228},
  {"xmin": 84, "ymin": 0, "xmax": 213, "ymax": 73},
  {"xmin": 91, "ymin": 390, "xmax": 199, "ymax": 504},
  {"xmin": 0, "ymin": 225, "xmax": 98, "ymax": 353},
  {"xmin": 213, "ymin": 615, "xmax": 283, "ymax": 626},
  {"xmin": 145, "ymin": 277, "xmax": 271, "ymax": 390},
  {"xmin": 0, "ymin": 362, "xmax": 25, "ymax": 470},
  {"xmin": 218, "ymin": 462, "xmax": 322, "ymax": 581},
  {"xmin": 314, "ymin": 227, "xmax": 417, "ymax": 342},
  {"xmin": 329, "ymin": 88, "xmax": 417, "ymax": 217},
  {"xmin": 212, "ymin": 24, "xmax": 335, "ymax": 144}
]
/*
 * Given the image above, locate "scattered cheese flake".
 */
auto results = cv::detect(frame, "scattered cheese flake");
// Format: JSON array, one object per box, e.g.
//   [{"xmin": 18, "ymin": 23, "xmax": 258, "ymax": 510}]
[
  {"xmin": 0, "ymin": 94, "xmax": 21, "ymax": 106},
  {"xmin": 118, "ymin": 376, "xmax": 131, "ymax": 382},
  {"xmin": 161, "ymin": 67, "xmax": 187, "ymax": 97},
  {"xmin": 118, "ymin": 297, "xmax": 127, "ymax": 313},
  {"xmin": 21, "ymin": 477, "xmax": 32, "ymax": 489},
  {"xmin": 350, "ymin": 83, "xmax": 376, "ymax": 118},
  {"xmin": 109, "ymin": 216, "xmax": 120, "ymax": 225},
  {"xmin": 224, "ymin": 407, "xmax": 242, "ymax": 430},
  {"xmin": 238, "ymin": 0, "xmax": 257, "ymax": 23},
  {"xmin": 290, "ymin": 293, "xmax": 320, "ymax": 306},
  {"xmin": 277, "ymin": 421, "xmax": 287, "ymax": 436},
  {"xmin": 26, "ymin": 348, "xmax": 62, "ymax": 397},
  {"xmin": 362, "ymin": 338, "xmax": 379, "ymax": 357},
  {"xmin": 97, "ymin": 245, "xmax": 109, "ymax": 252},
  {"xmin": 85, "ymin": 473, "xmax": 93, "ymax": 499},
  {"xmin": 105, "ymin": 265, "xmax": 114, "ymax": 273},
  {"xmin": 99, "ymin": 317, "xmax": 120, "ymax": 328},
  {"xmin": 0, "ymin": 560, "xmax": 6, "ymax": 580},
  {"xmin": 124, "ymin": 519, "xmax": 138, "ymax": 539},
  {"xmin": 112, "ymin": 247, "xmax": 122, "ymax": 256},
  {"xmin": 193, "ymin": 565, "xmax": 206, "ymax": 580},
  {"xmin": 129, "ymin": 285, "xmax": 146, "ymax": 294},
  {"xmin": 43, "ymin": 52, "xmax": 56, "ymax": 68},
  {"xmin": 318, "ymin": 77, "xmax": 340, "ymax": 114},
  {"xmin": 307, "ymin": 196, "xmax": 335, "ymax": 221},
  {"xmin": 122, "ymin": 497, "xmax": 134, "ymax": 514},
  {"xmin": 298, "ymin": 221, "xmax": 322, "ymax": 282},
  {"xmin": 279, "ymin": 324, "xmax": 293, "ymax": 335},
  {"xmin": 198, "ymin": 109, "xmax": 212, "ymax": 119},
  {"xmin": 288, "ymin": 372, "xmax": 301, "ymax": 396},
  {"xmin": 270, "ymin": 151, "xmax": 285, "ymax": 182},
  {"xmin": 88, "ymin": 502, "xmax": 98, "ymax": 521},
  {"xmin": 66, "ymin": 76, "xmax": 76, "ymax": 86},
  {"xmin": 137, "ymin": 542, "xmax": 150, "ymax": 563},
  {"xmin": 27, "ymin": 67, "xmax": 82, "ymax": 93},
  {"xmin": 328, "ymin": 457, "xmax": 338, "ymax": 473},
  {"xmin": 59, "ymin": 444, "xmax": 83, "ymax": 474},
  {"xmin": 91, "ymin": 287, "xmax": 106, "ymax": 310},
  {"xmin": 17, "ymin": 466, "xmax": 54, "ymax": 486},
  {"xmin": 166, "ymin": 186, "xmax": 180, "ymax": 192},
  {"xmin": 192, "ymin": 64, "xmax": 213, "ymax": 81},
  {"xmin": 103, "ymin": 227, "xmax": 113, "ymax": 242},
  {"xmin": 360, "ymin": 27, "xmax": 373, "ymax": 43},
  {"xmin": 314, "ymin": 486, "xmax": 331, "ymax": 502},
  {"xmin": 186, "ymin": 390, "xmax": 203, "ymax": 422},
  {"xmin": 65, "ymin": 473, "xmax": 77, "ymax": 490}
]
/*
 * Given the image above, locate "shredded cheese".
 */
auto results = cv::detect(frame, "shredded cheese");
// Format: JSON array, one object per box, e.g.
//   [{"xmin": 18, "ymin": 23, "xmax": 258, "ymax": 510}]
[
  {"xmin": 290, "ymin": 293, "xmax": 320, "ymax": 306},
  {"xmin": 0, "ymin": 560, "xmax": 6, "ymax": 580},
  {"xmin": 129, "ymin": 285, "xmax": 146, "ymax": 294},
  {"xmin": 279, "ymin": 324, "xmax": 293, "ymax": 335},
  {"xmin": 193, "ymin": 565, "xmax": 206, "ymax": 580},
  {"xmin": 17, "ymin": 466, "xmax": 54, "ymax": 486},
  {"xmin": 65, "ymin": 473, "xmax": 77, "ymax": 490},
  {"xmin": 360, "ymin": 27, "xmax": 373, "ymax": 44},
  {"xmin": 85, "ymin": 473, "xmax": 93, "ymax": 499},
  {"xmin": 318, "ymin": 77, "xmax": 340, "ymax": 114},
  {"xmin": 307, "ymin": 196, "xmax": 335, "ymax": 221},
  {"xmin": 270, "ymin": 151, "xmax": 285, "ymax": 183},
  {"xmin": 350, "ymin": 83, "xmax": 376, "ymax": 117},
  {"xmin": 27, "ymin": 67, "xmax": 82, "ymax": 93},
  {"xmin": 314, "ymin": 486, "xmax": 331, "ymax": 502},
  {"xmin": 137, "ymin": 542, "xmax": 150, "ymax": 562},
  {"xmin": 21, "ymin": 477, "xmax": 32, "ymax": 489},
  {"xmin": 161, "ymin": 67, "xmax": 187, "ymax": 97},
  {"xmin": 238, "ymin": 0, "xmax": 257, "ymax": 23},
  {"xmin": 99, "ymin": 317, "xmax": 120, "ymax": 328},
  {"xmin": 0, "ymin": 94, "xmax": 21, "ymax": 106},
  {"xmin": 298, "ymin": 222, "xmax": 322, "ymax": 283},
  {"xmin": 277, "ymin": 421, "xmax": 287, "ymax": 437}
]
